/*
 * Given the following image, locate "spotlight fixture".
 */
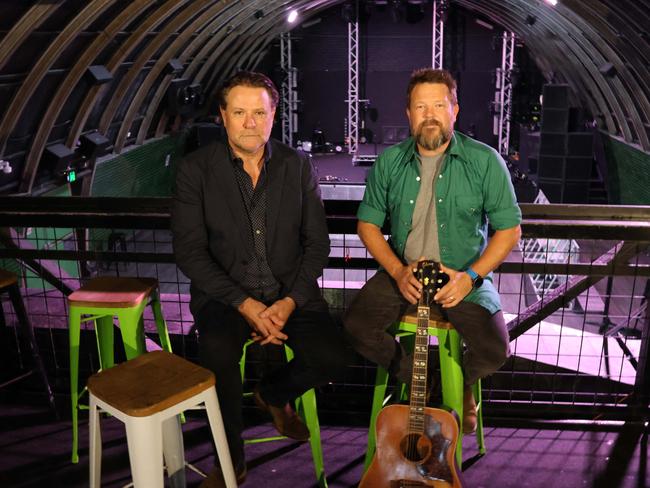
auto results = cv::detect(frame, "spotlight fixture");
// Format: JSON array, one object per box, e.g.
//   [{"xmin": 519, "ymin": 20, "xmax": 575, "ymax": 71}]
[
  {"xmin": 84, "ymin": 65, "xmax": 112, "ymax": 85},
  {"xmin": 287, "ymin": 9, "xmax": 298, "ymax": 23},
  {"xmin": 525, "ymin": 14, "xmax": 537, "ymax": 26},
  {"xmin": 544, "ymin": 0, "xmax": 558, "ymax": 5},
  {"xmin": 164, "ymin": 58, "xmax": 183, "ymax": 75},
  {"xmin": 254, "ymin": 10, "xmax": 264, "ymax": 19},
  {"xmin": 598, "ymin": 62, "xmax": 617, "ymax": 77}
]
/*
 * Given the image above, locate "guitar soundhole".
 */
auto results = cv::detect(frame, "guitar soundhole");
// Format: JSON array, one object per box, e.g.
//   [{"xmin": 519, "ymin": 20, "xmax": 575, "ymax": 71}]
[{"xmin": 399, "ymin": 433, "xmax": 431, "ymax": 462}]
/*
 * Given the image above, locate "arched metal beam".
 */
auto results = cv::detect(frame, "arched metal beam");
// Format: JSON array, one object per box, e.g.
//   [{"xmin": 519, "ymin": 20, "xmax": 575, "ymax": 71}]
[
  {"xmin": 0, "ymin": 1, "xmax": 64, "ymax": 72},
  {"xmin": 0, "ymin": 0, "xmax": 117, "ymax": 160},
  {"xmin": 21, "ymin": 0, "xmax": 154, "ymax": 195},
  {"xmin": 136, "ymin": 0, "xmax": 288, "ymax": 144},
  {"xmin": 65, "ymin": 0, "xmax": 192, "ymax": 149},
  {"xmin": 114, "ymin": 0, "xmax": 247, "ymax": 151},
  {"xmin": 97, "ymin": 0, "xmax": 215, "ymax": 147}
]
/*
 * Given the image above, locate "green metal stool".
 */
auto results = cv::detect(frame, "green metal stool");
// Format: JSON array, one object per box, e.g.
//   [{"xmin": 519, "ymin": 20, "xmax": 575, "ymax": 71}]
[
  {"xmin": 68, "ymin": 276, "xmax": 172, "ymax": 463},
  {"xmin": 240, "ymin": 339, "xmax": 327, "ymax": 488},
  {"xmin": 365, "ymin": 314, "xmax": 485, "ymax": 470}
]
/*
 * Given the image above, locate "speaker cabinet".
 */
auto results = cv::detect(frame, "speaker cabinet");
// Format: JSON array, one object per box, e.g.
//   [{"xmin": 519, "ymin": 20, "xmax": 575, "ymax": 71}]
[
  {"xmin": 538, "ymin": 178, "xmax": 564, "ymax": 202},
  {"xmin": 564, "ymin": 156, "xmax": 593, "ymax": 180},
  {"xmin": 85, "ymin": 65, "xmax": 113, "ymax": 85},
  {"xmin": 79, "ymin": 132, "xmax": 111, "ymax": 158},
  {"xmin": 539, "ymin": 133, "xmax": 567, "ymax": 156},
  {"xmin": 567, "ymin": 132, "xmax": 593, "ymax": 157},
  {"xmin": 541, "ymin": 108, "xmax": 569, "ymax": 133},
  {"xmin": 538, "ymin": 156, "xmax": 565, "ymax": 178},
  {"xmin": 542, "ymin": 84, "xmax": 569, "ymax": 109},
  {"xmin": 563, "ymin": 181, "xmax": 590, "ymax": 203}
]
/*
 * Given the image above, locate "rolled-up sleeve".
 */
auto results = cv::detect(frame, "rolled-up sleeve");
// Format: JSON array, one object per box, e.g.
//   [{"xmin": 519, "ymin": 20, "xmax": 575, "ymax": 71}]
[
  {"xmin": 483, "ymin": 150, "xmax": 522, "ymax": 230},
  {"xmin": 357, "ymin": 155, "xmax": 388, "ymax": 227}
]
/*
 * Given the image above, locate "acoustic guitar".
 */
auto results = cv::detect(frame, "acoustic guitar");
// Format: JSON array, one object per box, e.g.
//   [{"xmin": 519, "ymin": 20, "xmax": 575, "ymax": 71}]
[{"xmin": 360, "ymin": 260, "xmax": 463, "ymax": 488}]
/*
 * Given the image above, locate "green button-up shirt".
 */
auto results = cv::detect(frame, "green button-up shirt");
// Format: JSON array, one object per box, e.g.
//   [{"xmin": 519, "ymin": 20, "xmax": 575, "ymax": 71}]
[{"xmin": 357, "ymin": 131, "xmax": 522, "ymax": 314}]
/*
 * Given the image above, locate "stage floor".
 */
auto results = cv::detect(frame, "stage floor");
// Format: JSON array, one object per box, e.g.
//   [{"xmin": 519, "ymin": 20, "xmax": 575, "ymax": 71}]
[{"xmin": 0, "ymin": 400, "xmax": 647, "ymax": 488}]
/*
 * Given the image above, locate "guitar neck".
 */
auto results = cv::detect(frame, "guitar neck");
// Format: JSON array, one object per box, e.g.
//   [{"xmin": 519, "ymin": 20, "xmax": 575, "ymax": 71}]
[{"xmin": 408, "ymin": 304, "xmax": 430, "ymax": 434}]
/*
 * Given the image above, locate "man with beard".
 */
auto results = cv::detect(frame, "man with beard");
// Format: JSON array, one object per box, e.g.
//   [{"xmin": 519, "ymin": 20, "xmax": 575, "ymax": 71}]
[{"xmin": 343, "ymin": 68, "xmax": 521, "ymax": 433}]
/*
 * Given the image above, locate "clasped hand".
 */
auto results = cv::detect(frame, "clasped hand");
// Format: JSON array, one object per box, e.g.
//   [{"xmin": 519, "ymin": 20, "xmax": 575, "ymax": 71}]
[
  {"xmin": 394, "ymin": 259, "xmax": 472, "ymax": 308},
  {"xmin": 238, "ymin": 296, "xmax": 296, "ymax": 345}
]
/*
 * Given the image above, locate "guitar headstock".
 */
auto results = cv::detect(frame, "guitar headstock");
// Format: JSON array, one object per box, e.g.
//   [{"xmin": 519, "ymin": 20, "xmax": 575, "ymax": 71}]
[{"xmin": 416, "ymin": 260, "xmax": 450, "ymax": 306}]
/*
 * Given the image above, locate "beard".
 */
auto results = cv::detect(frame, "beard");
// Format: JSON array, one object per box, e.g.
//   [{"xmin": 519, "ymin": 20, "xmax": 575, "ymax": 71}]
[{"xmin": 414, "ymin": 119, "xmax": 452, "ymax": 151}]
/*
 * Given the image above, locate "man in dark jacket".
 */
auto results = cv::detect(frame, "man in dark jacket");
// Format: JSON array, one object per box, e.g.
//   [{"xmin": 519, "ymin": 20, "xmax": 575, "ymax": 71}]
[{"xmin": 171, "ymin": 71, "xmax": 346, "ymax": 486}]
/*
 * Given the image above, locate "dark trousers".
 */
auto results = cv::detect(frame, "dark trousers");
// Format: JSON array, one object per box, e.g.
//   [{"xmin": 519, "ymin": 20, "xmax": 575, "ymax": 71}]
[
  {"xmin": 194, "ymin": 300, "xmax": 347, "ymax": 469},
  {"xmin": 343, "ymin": 270, "xmax": 510, "ymax": 386}
]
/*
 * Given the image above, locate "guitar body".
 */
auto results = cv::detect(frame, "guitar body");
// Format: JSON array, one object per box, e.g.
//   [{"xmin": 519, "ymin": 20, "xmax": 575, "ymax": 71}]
[{"xmin": 360, "ymin": 405, "xmax": 462, "ymax": 488}]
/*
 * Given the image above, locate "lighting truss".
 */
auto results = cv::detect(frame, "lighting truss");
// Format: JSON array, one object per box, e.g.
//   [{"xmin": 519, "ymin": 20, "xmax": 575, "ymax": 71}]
[
  {"xmin": 432, "ymin": 0, "xmax": 445, "ymax": 68},
  {"xmin": 496, "ymin": 31, "xmax": 516, "ymax": 157},
  {"xmin": 347, "ymin": 12, "xmax": 359, "ymax": 156},
  {"xmin": 280, "ymin": 32, "xmax": 297, "ymax": 147}
]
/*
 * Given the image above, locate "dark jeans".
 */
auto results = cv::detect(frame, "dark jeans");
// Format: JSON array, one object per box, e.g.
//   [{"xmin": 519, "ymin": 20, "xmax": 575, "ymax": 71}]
[
  {"xmin": 194, "ymin": 299, "xmax": 347, "ymax": 469},
  {"xmin": 343, "ymin": 270, "xmax": 510, "ymax": 386}
]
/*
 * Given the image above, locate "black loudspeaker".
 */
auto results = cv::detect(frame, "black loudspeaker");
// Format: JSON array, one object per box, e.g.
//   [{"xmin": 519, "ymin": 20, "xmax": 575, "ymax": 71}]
[
  {"xmin": 538, "ymin": 155, "xmax": 565, "ymax": 178},
  {"xmin": 563, "ymin": 181, "xmax": 590, "ymax": 203},
  {"xmin": 85, "ymin": 65, "xmax": 113, "ymax": 85},
  {"xmin": 567, "ymin": 132, "xmax": 593, "ymax": 157},
  {"xmin": 166, "ymin": 78, "xmax": 189, "ymax": 115},
  {"xmin": 542, "ymin": 84, "xmax": 569, "ymax": 109},
  {"xmin": 541, "ymin": 108, "xmax": 569, "ymax": 132},
  {"xmin": 44, "ymin": 143, "xmax": 75, "ymax": 172},
  {"xmin": 564, "ymin": 157, "xmax": 593, "ymax": 180},
  {"xmin": 165, "ymin": 58, "xmax": 183, "ymax": 75},
  {"xmin": 539, "ymin": 133, "xmax": 567, "ymax": 156},
  {"xmin": 538, "ymin": 179, "xmax": 564, "ymax": 202},
  {"xmin": 79, "ymin": 132, "xmax": 111, "ymax": 158}
]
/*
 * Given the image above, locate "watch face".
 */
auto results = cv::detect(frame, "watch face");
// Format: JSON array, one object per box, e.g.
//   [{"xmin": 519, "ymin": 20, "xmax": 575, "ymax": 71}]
[{"xmin": 473, "ymin": 276, "xmax": 484, "ymax": 288}]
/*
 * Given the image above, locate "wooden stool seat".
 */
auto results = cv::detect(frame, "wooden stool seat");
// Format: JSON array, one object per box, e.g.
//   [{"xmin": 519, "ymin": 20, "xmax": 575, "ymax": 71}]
[
  {"xmin": 0, "ymin": 269, "xmax": 18, "ymax": 289},
  {"xmin": 88, "ymin": 350, "xmax": 214, "ymax": 417},
  {"xmin": 87, "ymin": 351, "xmax": 236, "ymax": 487},
  {"xmin": 68, "ymin": 277, "xmax": 158, "ymax": 308},
  {"xmin": 68, "ymin": 276, "xmax": 173, "ymax": 463}
]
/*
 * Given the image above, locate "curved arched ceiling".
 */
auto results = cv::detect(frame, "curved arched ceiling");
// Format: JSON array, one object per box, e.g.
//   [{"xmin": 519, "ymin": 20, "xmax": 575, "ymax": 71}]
[{"xmin": 0, "ymin": 0, "xmax": 647, "ymax": 195}]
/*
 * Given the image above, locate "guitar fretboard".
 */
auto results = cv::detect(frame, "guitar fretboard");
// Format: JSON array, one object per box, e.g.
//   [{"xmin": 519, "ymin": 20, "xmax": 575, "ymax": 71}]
[{"xmin": 408, "ymin": 305, "xmax": 430, "ymax": 434}]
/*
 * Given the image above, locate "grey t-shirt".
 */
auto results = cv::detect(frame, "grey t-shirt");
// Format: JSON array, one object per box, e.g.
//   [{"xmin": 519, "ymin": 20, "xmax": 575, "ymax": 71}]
[{"xmin": 403, "ymin": 153, "xmax": 445, "ymax": 263}]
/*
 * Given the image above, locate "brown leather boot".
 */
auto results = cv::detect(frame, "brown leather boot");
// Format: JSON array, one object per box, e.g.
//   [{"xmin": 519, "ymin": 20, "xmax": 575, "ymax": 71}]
[
  {"xmin": 253, "ymin": 385, "xmax": 310, "ymax": 441},
  {"xmin": 463, "ymin": 385, "xmax": 478, "ymax": 434}
]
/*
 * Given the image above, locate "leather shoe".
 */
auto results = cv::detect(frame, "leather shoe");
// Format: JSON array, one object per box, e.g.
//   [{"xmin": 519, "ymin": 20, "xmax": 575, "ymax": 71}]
[
  {"xmin": 462, "ymin": 385, "xmax": 478, "ymax": 434},
  {"xmin": 199, "ymin": 464, "xmax": 247, "ymax": 488},
  {"xmin": 253, "ymin": 385, "xmax": 310, "ymax": 441}
]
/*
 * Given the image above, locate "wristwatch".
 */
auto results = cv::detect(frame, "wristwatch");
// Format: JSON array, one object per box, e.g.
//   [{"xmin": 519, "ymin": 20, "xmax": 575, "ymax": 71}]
[{"xmin": 466, "ymin": 267, "xmax": 484, "ymax": 289}]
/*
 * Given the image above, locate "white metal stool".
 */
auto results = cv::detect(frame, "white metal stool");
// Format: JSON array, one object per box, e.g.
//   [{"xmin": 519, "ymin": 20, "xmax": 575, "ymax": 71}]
[{"xmin": 87, "ymin": 350, "xmax": 236, "ymax": 488}]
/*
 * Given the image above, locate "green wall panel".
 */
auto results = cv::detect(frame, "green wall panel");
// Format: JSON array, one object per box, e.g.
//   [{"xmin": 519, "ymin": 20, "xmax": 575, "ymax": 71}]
[
  {"xmin": 92, "ymin": 134, "xmax": 186, "ymax": 197},
  {"xmin": 602, "ymin": 133, "xmax": 650, "ymax": 205}
]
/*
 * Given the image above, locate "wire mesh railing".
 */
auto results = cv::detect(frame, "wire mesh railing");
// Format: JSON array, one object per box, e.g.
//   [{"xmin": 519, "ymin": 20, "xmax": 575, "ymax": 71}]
[{"xmin": 0, "ymin": 197, "xmax": 648, "ymax": 423}]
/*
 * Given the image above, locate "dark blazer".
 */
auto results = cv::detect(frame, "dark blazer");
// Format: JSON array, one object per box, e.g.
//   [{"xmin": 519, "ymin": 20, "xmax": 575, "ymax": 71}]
[{"xmin": 171, "ymin": 138, "xmax": 330, "ymax": 315}]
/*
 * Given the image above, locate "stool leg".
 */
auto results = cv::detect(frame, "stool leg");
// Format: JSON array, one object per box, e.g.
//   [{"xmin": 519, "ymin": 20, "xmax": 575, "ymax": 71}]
[
  {"xmin": 150, "ymin": 291, "xmax": 172, "ymax": 353},
  {"xmin": 117, "ymin": 306, "xmax": 147, "ymax": 360},
  {"xmin": 94, "ymin": 315, "xmax": 115, "ymax": 370},
  {"xmin": 474, "ymin": 380, "xmax": 486, "ymax": 455},
  {"xmin": 89, "ymin": 395, "xmax": 102, "ymax": 488},
  {"xmin": 8, "ymin": 283, "xmax": 56, "ymax": 413},
  {"xmin": 203, "ymin": 388, "xmax": 238, "ymax": 488},
  {"xmin": 69, "ymin": 307, "xmax": 82, "ymax": 463},
  {"xmin": 365, "ymin": 365, "xmax": 390, "ymax": 471},
  {"xmin": 297, "ymin": 389, "xmax": 327, "ymax": 488},
  {"xmin": 125, "ymin": 416, "xmax": 164, "ymax": 487},
  {"xmin": 162, "ymin": 415, "xmax": 186, "ymax": 488},
  {"xmin": 437, "ymin": 328, "xmax": 464, "ymax": 467}
]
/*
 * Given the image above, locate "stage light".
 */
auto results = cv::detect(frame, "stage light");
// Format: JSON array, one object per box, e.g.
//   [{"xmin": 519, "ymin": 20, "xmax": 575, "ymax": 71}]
[
  {"xmin": 544, "ymin": 0, "xmax": 558, "ymax": 5},
  {"xmin": 599, "ymin": 62, "xmax": 617, "ymax": 77},
  {"xmin": 287, "ymin": 10, "xmax": 298, "ymax": 23},
  {"xmin": 525, "ymin": 14, "xmax": 537, "ymax": 26}
]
